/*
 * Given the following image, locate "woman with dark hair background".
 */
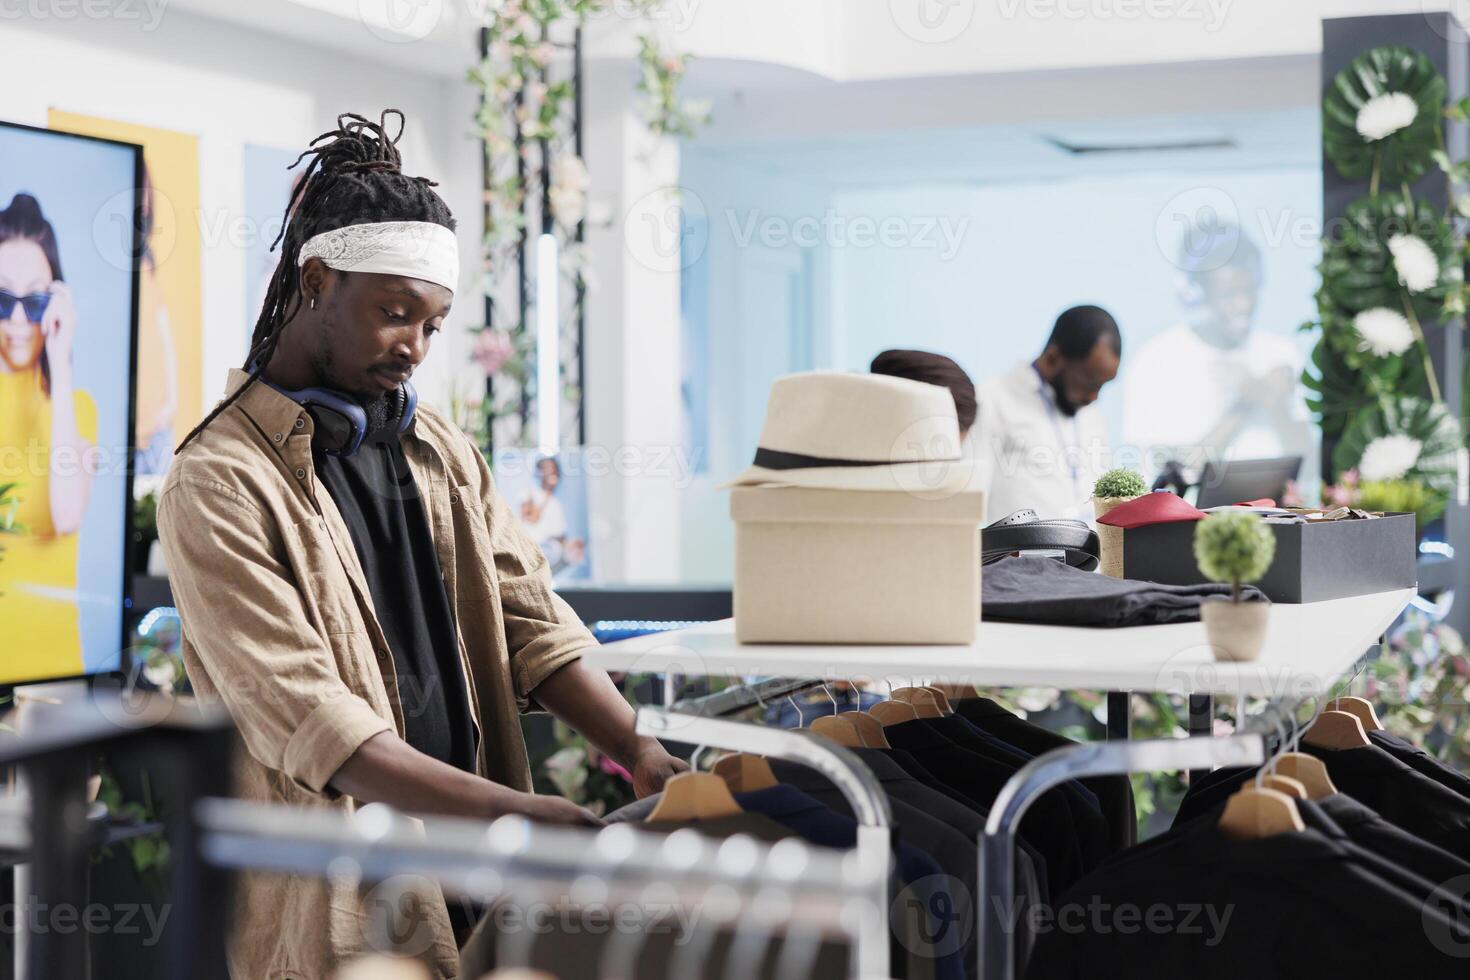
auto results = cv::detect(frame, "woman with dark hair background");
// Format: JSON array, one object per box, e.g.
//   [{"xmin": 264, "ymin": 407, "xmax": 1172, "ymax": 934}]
[
  {"xmin": 870, "ymin": 347, "xmax": 978, "ymax": 437},
  {"xmin": 0, "ymin": 191, "xmax": 97, "ymax": 680}
]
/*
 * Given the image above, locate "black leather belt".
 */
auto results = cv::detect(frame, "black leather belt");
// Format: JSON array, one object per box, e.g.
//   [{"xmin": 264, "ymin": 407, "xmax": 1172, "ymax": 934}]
[{"xmin": 982, "ymin": 509, "xmax": 1100, "ymax": 572}]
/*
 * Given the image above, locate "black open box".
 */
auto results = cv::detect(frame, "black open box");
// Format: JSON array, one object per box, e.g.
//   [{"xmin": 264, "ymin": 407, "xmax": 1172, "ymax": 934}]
[{"xmin": 1121, "ymin": 512, "xmax": 1418, "ymax": 603}]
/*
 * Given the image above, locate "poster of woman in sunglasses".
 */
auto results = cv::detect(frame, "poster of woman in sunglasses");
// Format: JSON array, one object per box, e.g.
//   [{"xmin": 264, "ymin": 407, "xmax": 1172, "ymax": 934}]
[{"xmin": 0, "ymin": 121, "xmax": 138, "ymax": 685}]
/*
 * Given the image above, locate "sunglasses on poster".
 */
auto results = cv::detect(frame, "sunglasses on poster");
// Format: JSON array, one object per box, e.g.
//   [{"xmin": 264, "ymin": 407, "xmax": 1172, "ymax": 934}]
[{"xmin": 0, "ymin": 289, "xmax": 52, "ymax": 324}]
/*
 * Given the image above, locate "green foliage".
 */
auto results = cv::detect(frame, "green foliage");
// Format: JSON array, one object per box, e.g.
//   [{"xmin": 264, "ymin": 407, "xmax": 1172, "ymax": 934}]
[
  {"xmin": 1301, "ymin": 305, "xmax": 1429, "ymax": 444},
  {"xmin": 95, "ymin": 764, "xmax": 170, "ymax": 902},
  {"xmin": 1308, "ymin": 43, "xmax": 1467, "ymax": 486},
  {"xmin": 1332, "ymin": 395, "xmax": 1460, "ymax": 504},
  {"xmin": 1371, "ymin": 608, "xmax": 1470, "ymax": 776},
  {"xmin": 531, "ymin": 720, "xmax": 636, "ymax": 818},
  {"xmin": 1194, "ymin": 511, "xmax": 1275, "ymax": 596},
  {"xmin": 635, "ymin": 34, "xmax": 712, "ymax": 139},
  {"xmin": 1323, "ymin": 45, "xmax": 1445, "ymax": 186},
  {"xmin": 1092, "ymin": 468, "xmax": 1147, "ymax": 500},
  {"xmin": 1318, "ymin": 195, "xmax": 1451, "ymax": 318},
  {"xmin": 0, "ymin": 482, "xmax": 20, "ymax": 534},
  {"xmin": 1357, "ymin": 479, "xmax": 1440, "ymax": 529},
  {"xmin": 133, "ymin": 489, "xmax": 159, "ymax": 540}
]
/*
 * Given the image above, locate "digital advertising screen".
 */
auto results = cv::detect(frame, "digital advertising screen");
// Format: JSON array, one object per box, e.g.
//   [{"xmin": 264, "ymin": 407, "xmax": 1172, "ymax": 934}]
[{"xmin": 0, "ymin": 119, "xmax": 140, "ymax": 685}]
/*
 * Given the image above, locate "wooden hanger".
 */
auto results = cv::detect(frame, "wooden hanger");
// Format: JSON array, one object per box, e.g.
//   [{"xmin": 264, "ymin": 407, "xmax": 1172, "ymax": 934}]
[
  {"xmin": 1217, "ymin": 786, "xmax": 1305, "ymax": 840},
  {"xmin": 892, "ymin": 687, "xmax": 950, "ymax": 717},
  {"xmin": 868, "ymin": 699, "xmax": 920, "ymax": 727},
  {"xmin": 1327, "ymin": 696, "xmax": 1383, "ymax": 732},
  {"xmin": 711, "ymin": 753, "xmax": 778, "ymax": 794},
  {"xmin": 918, "ymin": 685, "xmax": 954, "ymax": 714},
  {"xmin": 810, "ymin": 714, "xmax": 867, "ymax": 748},
  {"xmin": 1274, "ymin": 753, "xmax": 1338, "ymax": 800},
  {"xmin": 840, "ymin": 710, "xmax": 891, "ymax": 749},
  {"xmin": 1259, "ymin": 774, "xmax": 1307, "ymax": 800},
  {"xmin": 1302, "ymin": 709, "xmax": 1372, "ymax": 750},
  {"xmin": 928, "ymin": 683, "xmax": 977, "ymax": 705},
  {"xmin": 646, "ymin": 772, "xmax": 744, "ymax": 822}
]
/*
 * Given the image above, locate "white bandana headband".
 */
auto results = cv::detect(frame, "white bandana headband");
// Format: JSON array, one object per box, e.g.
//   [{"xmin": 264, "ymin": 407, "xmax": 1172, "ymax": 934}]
[{"xmin": 297, "ymin": 220, "xmax": 459, "ymax": 293}]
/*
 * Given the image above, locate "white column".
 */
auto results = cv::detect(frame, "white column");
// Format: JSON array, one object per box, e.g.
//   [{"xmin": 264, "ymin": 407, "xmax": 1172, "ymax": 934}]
[{"xmin": 584, "ymin": 64, "xmax": 684, "ymax": 583}]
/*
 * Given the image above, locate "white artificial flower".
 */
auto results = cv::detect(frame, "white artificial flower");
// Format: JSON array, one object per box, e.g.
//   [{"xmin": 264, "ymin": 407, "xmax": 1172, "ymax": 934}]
[
  {"xmin": 1358, "ymin": 433, "xmax": 1423, "ymax": 482},
  {"xmin": 1389, "ymin": 233, "xmax": 1440, "ymax": 293},
  {"xmin": 1352, "ymin": 307, "xmax": 1415, "ymax": 357},
  {"xmin": 142, "ymin": 659, "xmax": 176, "ymax": 694},
  {"xmin": 1356, "ymin": 92, "xmax": 1419, "ymax": 141},
  {"xmin": 549, "ymin": 154, "xmax": 591, "ymax": 227}
]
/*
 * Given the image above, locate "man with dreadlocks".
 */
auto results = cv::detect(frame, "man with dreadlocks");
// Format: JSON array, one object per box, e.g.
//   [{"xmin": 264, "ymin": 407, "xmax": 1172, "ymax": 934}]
[{"xmin": 158, "ymin": 111, "xmax": 686, "ymax": 979}]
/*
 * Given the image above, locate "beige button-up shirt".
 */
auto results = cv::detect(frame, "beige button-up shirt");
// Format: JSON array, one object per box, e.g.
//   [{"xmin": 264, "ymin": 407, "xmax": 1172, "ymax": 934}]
[{"xmin": 158, "ymin": 369, "xmax": 596, "ymax": 980}]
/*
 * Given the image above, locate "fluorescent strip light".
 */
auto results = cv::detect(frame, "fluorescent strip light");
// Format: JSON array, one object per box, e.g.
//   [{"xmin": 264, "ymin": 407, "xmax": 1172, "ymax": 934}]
[{"xmin": 536, "ymin": 232, "xmax": 560, "ymax": 454}]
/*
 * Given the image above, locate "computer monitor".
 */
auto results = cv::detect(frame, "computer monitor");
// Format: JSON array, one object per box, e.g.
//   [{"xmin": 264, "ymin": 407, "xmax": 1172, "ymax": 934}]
[
  {"xmin": 0, "ymin": 119, "xmax": 140, "ymax": 686},
  {"xmin": 1194, "ymin": 456, "xmax": 1303, "ymax": 509}
]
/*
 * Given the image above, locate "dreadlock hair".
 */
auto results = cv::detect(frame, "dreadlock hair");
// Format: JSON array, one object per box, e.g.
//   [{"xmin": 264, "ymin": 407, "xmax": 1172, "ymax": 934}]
[{"xmin": 175, "ymin": 109, "xmax": 455, "ymax": 453}]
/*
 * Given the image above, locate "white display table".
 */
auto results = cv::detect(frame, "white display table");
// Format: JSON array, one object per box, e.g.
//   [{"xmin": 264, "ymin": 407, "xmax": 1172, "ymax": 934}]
[{"xmin": 585, "ymin": 588, "xmax": 1414, "ymax": 697}]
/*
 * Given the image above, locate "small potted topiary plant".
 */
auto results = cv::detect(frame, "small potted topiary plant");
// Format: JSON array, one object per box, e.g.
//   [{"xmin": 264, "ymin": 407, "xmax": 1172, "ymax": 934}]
[
  {"xmin": 1092, "ymin": 468, "xmax": 1147, "ymax": 577},
  {"xmin": 1194, "ymin": 510, "xmax": 1276, "ymax": 662}
]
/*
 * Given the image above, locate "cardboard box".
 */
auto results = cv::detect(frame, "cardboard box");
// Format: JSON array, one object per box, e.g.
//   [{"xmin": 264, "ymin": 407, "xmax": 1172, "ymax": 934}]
[
  {"xmin": 731, "ymin": 486, "xmax": 985, "ymax": 643},
  {"xmin": 1121, "ymin": 512, "xmax": 1417, "ymax": 603}
]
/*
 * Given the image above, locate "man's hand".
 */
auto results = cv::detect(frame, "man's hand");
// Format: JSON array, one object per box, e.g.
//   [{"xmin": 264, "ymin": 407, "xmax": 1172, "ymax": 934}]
[
  {"xmin": 517, "ymin": 792, "xmax": 606, "ymax": 827},
  {"xmin": 532, "ymin": 659, "xmax": 692, "ymax": 800},
  {"xmin": 629, "ymin": 738, "xmax": 690, "ymax": 799}
]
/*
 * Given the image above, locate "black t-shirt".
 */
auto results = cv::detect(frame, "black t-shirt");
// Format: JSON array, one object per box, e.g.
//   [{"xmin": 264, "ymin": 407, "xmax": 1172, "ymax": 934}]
[{"xmin": 313, "ymin": 432, "xmax": 478, "ymax": 774}]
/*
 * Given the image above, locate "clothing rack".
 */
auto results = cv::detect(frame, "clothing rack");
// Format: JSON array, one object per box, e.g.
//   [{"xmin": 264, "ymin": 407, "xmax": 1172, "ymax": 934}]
[
  {"xmin": 669, "ymin": 676, "xmax": 828, "ymax": 718},
  {"xmin": 976, "ymin": 731, "xmax": 1272, "ymax": 980},
  {"xmin": 635, "ymin": 707, "xmax": 894, "ymax": 978},
  {"xmin": 195, "ymin": 798, "xmax": 876, "ymax": 967},
  {"xmin": 0, "ymin": 692, "xmax": 235, "ymax": 980}
]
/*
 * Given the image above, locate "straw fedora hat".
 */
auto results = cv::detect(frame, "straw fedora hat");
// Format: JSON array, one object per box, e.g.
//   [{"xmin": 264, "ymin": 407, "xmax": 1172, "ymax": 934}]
[{"xmin": 722, "ymin": 371, "xmax": 975, "ymax": 494}]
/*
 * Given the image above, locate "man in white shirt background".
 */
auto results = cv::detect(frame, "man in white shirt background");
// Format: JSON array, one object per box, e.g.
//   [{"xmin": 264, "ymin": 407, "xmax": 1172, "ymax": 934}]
[
  {"xmin": 1122, "ymin": 222, "xmax": 1313, "ymax": 481},
  {"xmin": 973, "ymin": 305, "xmax": 1121, "ymax": 522}
]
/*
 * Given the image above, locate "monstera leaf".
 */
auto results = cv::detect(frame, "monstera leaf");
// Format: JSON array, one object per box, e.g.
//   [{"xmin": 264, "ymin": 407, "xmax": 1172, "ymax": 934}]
[
  {"xmin": 1324, "ymin": 45, "xmax": 1445, "ymax": 185},
  {"xmin": 1303, "ymin": 331, "xmax": 1374, "ymax": 442},
  {"xmin": 1319, "ymin": 195, "xmax": 1452, "ymax": 317},
  {"xmin": 1332, "ymin": 395, "xmax": 1461, "ymax": 497}
]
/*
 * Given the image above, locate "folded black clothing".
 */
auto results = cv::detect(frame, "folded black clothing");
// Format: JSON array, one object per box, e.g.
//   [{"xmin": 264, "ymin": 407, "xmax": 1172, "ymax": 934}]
[{"xmin": 981, "ymin": 556, "xmax": 1266, "ymax": 628}]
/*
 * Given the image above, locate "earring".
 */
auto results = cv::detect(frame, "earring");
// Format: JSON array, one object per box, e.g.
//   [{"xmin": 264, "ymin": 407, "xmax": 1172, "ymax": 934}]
[{"xmin": 310, "ymin": 297, "xmax": 317, "ymax": 310}]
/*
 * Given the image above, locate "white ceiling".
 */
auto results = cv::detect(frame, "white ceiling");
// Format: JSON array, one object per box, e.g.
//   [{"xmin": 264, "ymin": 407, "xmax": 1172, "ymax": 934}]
[{"xmin": 687, "ymin": 104, "xmax": 1320, "ymax": 188}]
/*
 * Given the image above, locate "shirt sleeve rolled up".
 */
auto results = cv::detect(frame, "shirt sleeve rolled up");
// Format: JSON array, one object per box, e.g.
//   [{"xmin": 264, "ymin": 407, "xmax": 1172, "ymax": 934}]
[{"xmin": 158, "ymin": 472, "xmax": 392, "ymax": 796}]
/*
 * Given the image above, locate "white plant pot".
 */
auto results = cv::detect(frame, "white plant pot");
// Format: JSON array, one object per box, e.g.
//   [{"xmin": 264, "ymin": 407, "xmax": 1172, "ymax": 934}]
[{"xmin": 1200, "ymin": 598, "xmax": 1270, "ymax": 662}]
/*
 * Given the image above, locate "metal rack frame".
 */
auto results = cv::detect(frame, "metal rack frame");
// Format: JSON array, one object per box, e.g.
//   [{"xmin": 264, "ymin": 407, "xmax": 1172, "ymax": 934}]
[
  {"xmin": 635, "ymin": 707, "xmax": 894, "ymax": 978},
  {"xmin": 976, "ymin": 733, "xmax": 1270, "ymax": 980},
  {"xmin": 196, "ymin": 797, "xmax": 879, "ymax": 970}
]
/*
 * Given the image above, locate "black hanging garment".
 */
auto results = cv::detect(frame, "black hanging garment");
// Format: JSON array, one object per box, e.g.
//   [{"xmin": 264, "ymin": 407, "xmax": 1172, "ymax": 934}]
[
  {"xmin": 1369, "ymin": 729, "xmax": 1470, "ymax": 800},
  {"xmin": 1024, "ymin": 824, "xmax": 1469, "ymax": 979},
  {"xmin": 1173, "ymin": 743, "xmax": 1470, "ymax": 863},
  {"xmin": 952, "ymin": 697, "xmax": 1138, "ymax": 852}
]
